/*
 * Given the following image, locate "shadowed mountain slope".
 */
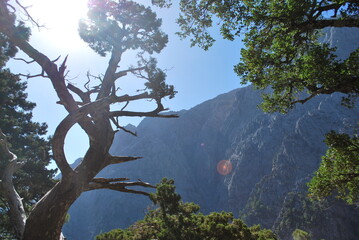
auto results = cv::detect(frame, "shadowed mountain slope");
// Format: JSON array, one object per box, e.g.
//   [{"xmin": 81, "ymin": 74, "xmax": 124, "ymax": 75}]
[
  {"xmin": 63, "ymin": 27, "xmax": 359, "ymax": 240},
  {"xmin": 63, "ymin": 85, "xmax": 359, "ymax": 240}
]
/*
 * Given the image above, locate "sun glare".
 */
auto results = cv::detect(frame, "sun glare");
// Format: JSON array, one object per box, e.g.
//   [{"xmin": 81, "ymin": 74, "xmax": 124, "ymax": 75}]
[
  {"xmin": 28, "ymin": 0, "xmax": 89, "ymax": 50},
  {"xmin": 217, "ymin": 160, "xmax": 233, "ymax": 176}
]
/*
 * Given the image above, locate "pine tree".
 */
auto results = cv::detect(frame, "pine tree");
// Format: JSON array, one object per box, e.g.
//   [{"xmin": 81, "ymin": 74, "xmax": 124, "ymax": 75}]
[
  {"xmin": 97, "ymin": 179, "xmax": 278, "ymax": 240},
  {"xmin": 0, "ymin": 29, "xmax": 55, "ymax": 239}
]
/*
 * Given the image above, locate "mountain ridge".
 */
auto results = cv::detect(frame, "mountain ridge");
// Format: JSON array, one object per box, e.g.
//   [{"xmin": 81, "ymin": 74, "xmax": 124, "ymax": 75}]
[
  {"xmin": 63, "ymin": 85, "xmax": 359, "ymax": 240},
  {"xmin": 63, "ymin": 26, "xmax": 359, "ymax": 240}
]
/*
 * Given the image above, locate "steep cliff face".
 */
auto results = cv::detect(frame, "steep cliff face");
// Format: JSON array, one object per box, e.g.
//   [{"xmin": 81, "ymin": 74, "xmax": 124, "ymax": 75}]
[
  {"xmin": 225, "ymin": 91, "xmax": 359, "ymax": 240},
  {"xmin": 63, "ymin": 27, "xmax": 359, "ymax": 240},
  {"xmin": 63, "ymin": 89, "xmax": 240, "ymax": 240},
  {"xmin": 63, "ymin": 85, "xmax": 359, "ymax": 240}
]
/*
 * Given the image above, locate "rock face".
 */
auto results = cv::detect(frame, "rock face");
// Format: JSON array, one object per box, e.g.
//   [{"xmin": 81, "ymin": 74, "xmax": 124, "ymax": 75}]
[
  {"xmin": 224, "ymin": 89, "xmax": 359, "ymax": 240},
  {"xmin": 63, "ymin": 27, "xmax": 359, "ymax": 240},
  {"xmin": 63, "ymin": 86, "xmax": 359, "ymax": 240}
]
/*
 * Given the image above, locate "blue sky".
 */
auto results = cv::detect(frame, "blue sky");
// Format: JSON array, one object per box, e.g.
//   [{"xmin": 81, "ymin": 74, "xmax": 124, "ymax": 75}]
[{"xmin": 7, "ymin": 0, "xmax": 244, "ymax": 164}]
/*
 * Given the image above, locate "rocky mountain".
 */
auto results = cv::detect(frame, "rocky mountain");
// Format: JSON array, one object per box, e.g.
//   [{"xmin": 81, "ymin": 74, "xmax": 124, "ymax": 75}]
[
  {"xmin": 63, "ymin": 27, "xmax": 359, "ymax": 240},
  {"xmin": 63, "ymin": 85, "xmax": 359, "ymax": 240}
]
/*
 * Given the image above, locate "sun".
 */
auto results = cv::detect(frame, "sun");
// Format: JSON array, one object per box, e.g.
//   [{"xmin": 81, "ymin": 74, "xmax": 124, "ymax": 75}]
[{"xmin": 28, "ymin": 0, "xmax": 89, "ymax": 51}]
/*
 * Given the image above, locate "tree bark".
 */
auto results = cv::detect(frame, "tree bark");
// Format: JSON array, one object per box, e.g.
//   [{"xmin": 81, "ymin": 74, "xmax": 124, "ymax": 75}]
[
  {"xmin": 22, "ymin": 181, "xmax": 78, "ymax": 240},
  {"xmin": 0, "ymin": 130, "xmax": 26, "ymax": 240},
  {"xmin": 23, "ymin": 132, "xmax": 114, "ymax": 240}
]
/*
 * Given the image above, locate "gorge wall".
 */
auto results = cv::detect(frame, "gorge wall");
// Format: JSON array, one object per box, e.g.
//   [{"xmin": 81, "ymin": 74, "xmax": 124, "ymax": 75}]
[
  {"xmin": 63, "ymin": 27, "xmax": 359, "ymax": 240},
  {"xmin": 63, "ymin": 85, "xmax": 359, "ymax": 240}
]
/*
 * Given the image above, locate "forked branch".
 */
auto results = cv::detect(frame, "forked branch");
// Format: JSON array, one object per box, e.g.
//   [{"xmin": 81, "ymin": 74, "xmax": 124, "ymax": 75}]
[{"xmin": 67, "ymin": 84, "xmax": 91, "ymax": 104}]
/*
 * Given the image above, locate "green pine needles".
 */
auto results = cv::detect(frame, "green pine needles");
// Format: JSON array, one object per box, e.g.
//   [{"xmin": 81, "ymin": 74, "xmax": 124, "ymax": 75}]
[{"xmin": 97, "ymin": 178, "xmax": 278, "ymax": 240}]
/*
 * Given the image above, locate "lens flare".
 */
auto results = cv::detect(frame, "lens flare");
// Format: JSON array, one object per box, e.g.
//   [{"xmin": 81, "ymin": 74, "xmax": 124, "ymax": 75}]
[{"xmin": 217, "ymin": 160, "xmax": 233, "ymax": 175}]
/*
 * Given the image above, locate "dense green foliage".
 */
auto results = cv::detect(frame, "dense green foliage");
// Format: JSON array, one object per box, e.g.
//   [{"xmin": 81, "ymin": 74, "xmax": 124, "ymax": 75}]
[
  {"xmin": 308, "ymin": 131, "xmax": 359, "ymax": 205},
  {"xmin": 97, "ymin": 179, "xmax": 278, "ymax": 240},
  {"xmin": 152, "ymin": 0, "xmax": 359, "ymax": 205},
  {"xmin": 80, "ymin": 0, "xmax": 168, "ymax": 56},
  {"xmin": 0, "ymin": 28, "xmax": 55, "ymax": 238},
  {"xmin": 273, "ymin": 191, "xmax": 333, "ymax": 240},
  {"xmin": 154, "ymin": 0, "xmax": 359, "ymax": 112},
  {"xmin": 292, "ymin": 229, "xmax": 310, "ymax": 240},
  {"xmin": 79, "ymin": 0, "xmax": 175, "ymax": 100}
]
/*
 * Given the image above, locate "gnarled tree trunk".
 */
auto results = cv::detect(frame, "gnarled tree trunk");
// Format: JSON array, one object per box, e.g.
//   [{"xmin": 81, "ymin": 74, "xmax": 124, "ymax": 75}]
[
  {"xmin": 0, "ymin": 130, "xmax": 26, "ymax": 240},
  {"xmin": 23, "ymin": 134, "xmax": 114, "ymax": 240},
  {"xmin": 0, "ymin": 1, "xmax": 176, "ymax": 239}
]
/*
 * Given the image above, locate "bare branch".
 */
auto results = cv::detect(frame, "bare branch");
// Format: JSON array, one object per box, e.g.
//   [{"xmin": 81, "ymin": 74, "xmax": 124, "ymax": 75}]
[
  {"xmin": 18, "ymin": 69, "xmax": 48, "ymax": 79},
  {"xmin": 114, "ymin": 66, "xmax": 146, "ymax": 79},
  {"xmin": 92, "ymin": 177, "xmax": 129, "ymax": 183},
  {"xmin": 110, "ymin": 92, "xmax": 151, "ymax": 103},
  {"xmin": 121, "ymin": 101, "xmax": 129, "ymax": 111},
  {"xmin": 291, "ymin": 87, "xmax": 339, "ymax": 105},
  {"xmin": 101, "ymin": 155, "xmax": 142, "ymax": 170},
  {"xmin": 51, "ymin": 55, "xmax": 61, "ymax": 63},
  {"xmin": 14, "ymin": 0, "xmax": 42, "ymax": 28},
  {"xmin": 312, "ymin": 3, "xmax": 343, "ymax": 19},
  {"xmin": 85, "ymin": 178, "xmax": 156, "ymax": 196},
  {"xmin": 110, "ymin": 117, "xmax": 137, "ymax": 136},
  {"xmin": 59, "ymin": 55, "xmax": 68, "ymax": 76},
  {"xmin": 86, "ymin": 71, "xmax": 104, "ymax": 83},
  {"xmin": 67, "ymin": 84, "xmax": 91, "ymax": 104},
  {"xmin": 111, "ymin": 110, "xmax": 178, "ymax": 118},
  {"xmin": 6, "ymin": 2, "xmax": 16, "ymax": 13},
  {"xmin": 13, "ymin": 57, "xmax": 35, "ymax": 64},
  {"xmin": 109, "ymin": 93, "xmax": 174, "ymax": 109},
  {"xmin": 56, "ymin": 100, "xmax": 86, "ymax": 106},
  {"xmin": 291, "ymin": 92, "xmax": 319, "ymax": 105},
  {"xmin": 118, "ymin": 125, "xmax": 137, "ymax": 136},
  {"xmin": 110, "ymin": 99, "xmax": 178, "ymax": 118},
  {"xmin": 84, "ymin": 72, "xmax": 103, "ymax": 95}
]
